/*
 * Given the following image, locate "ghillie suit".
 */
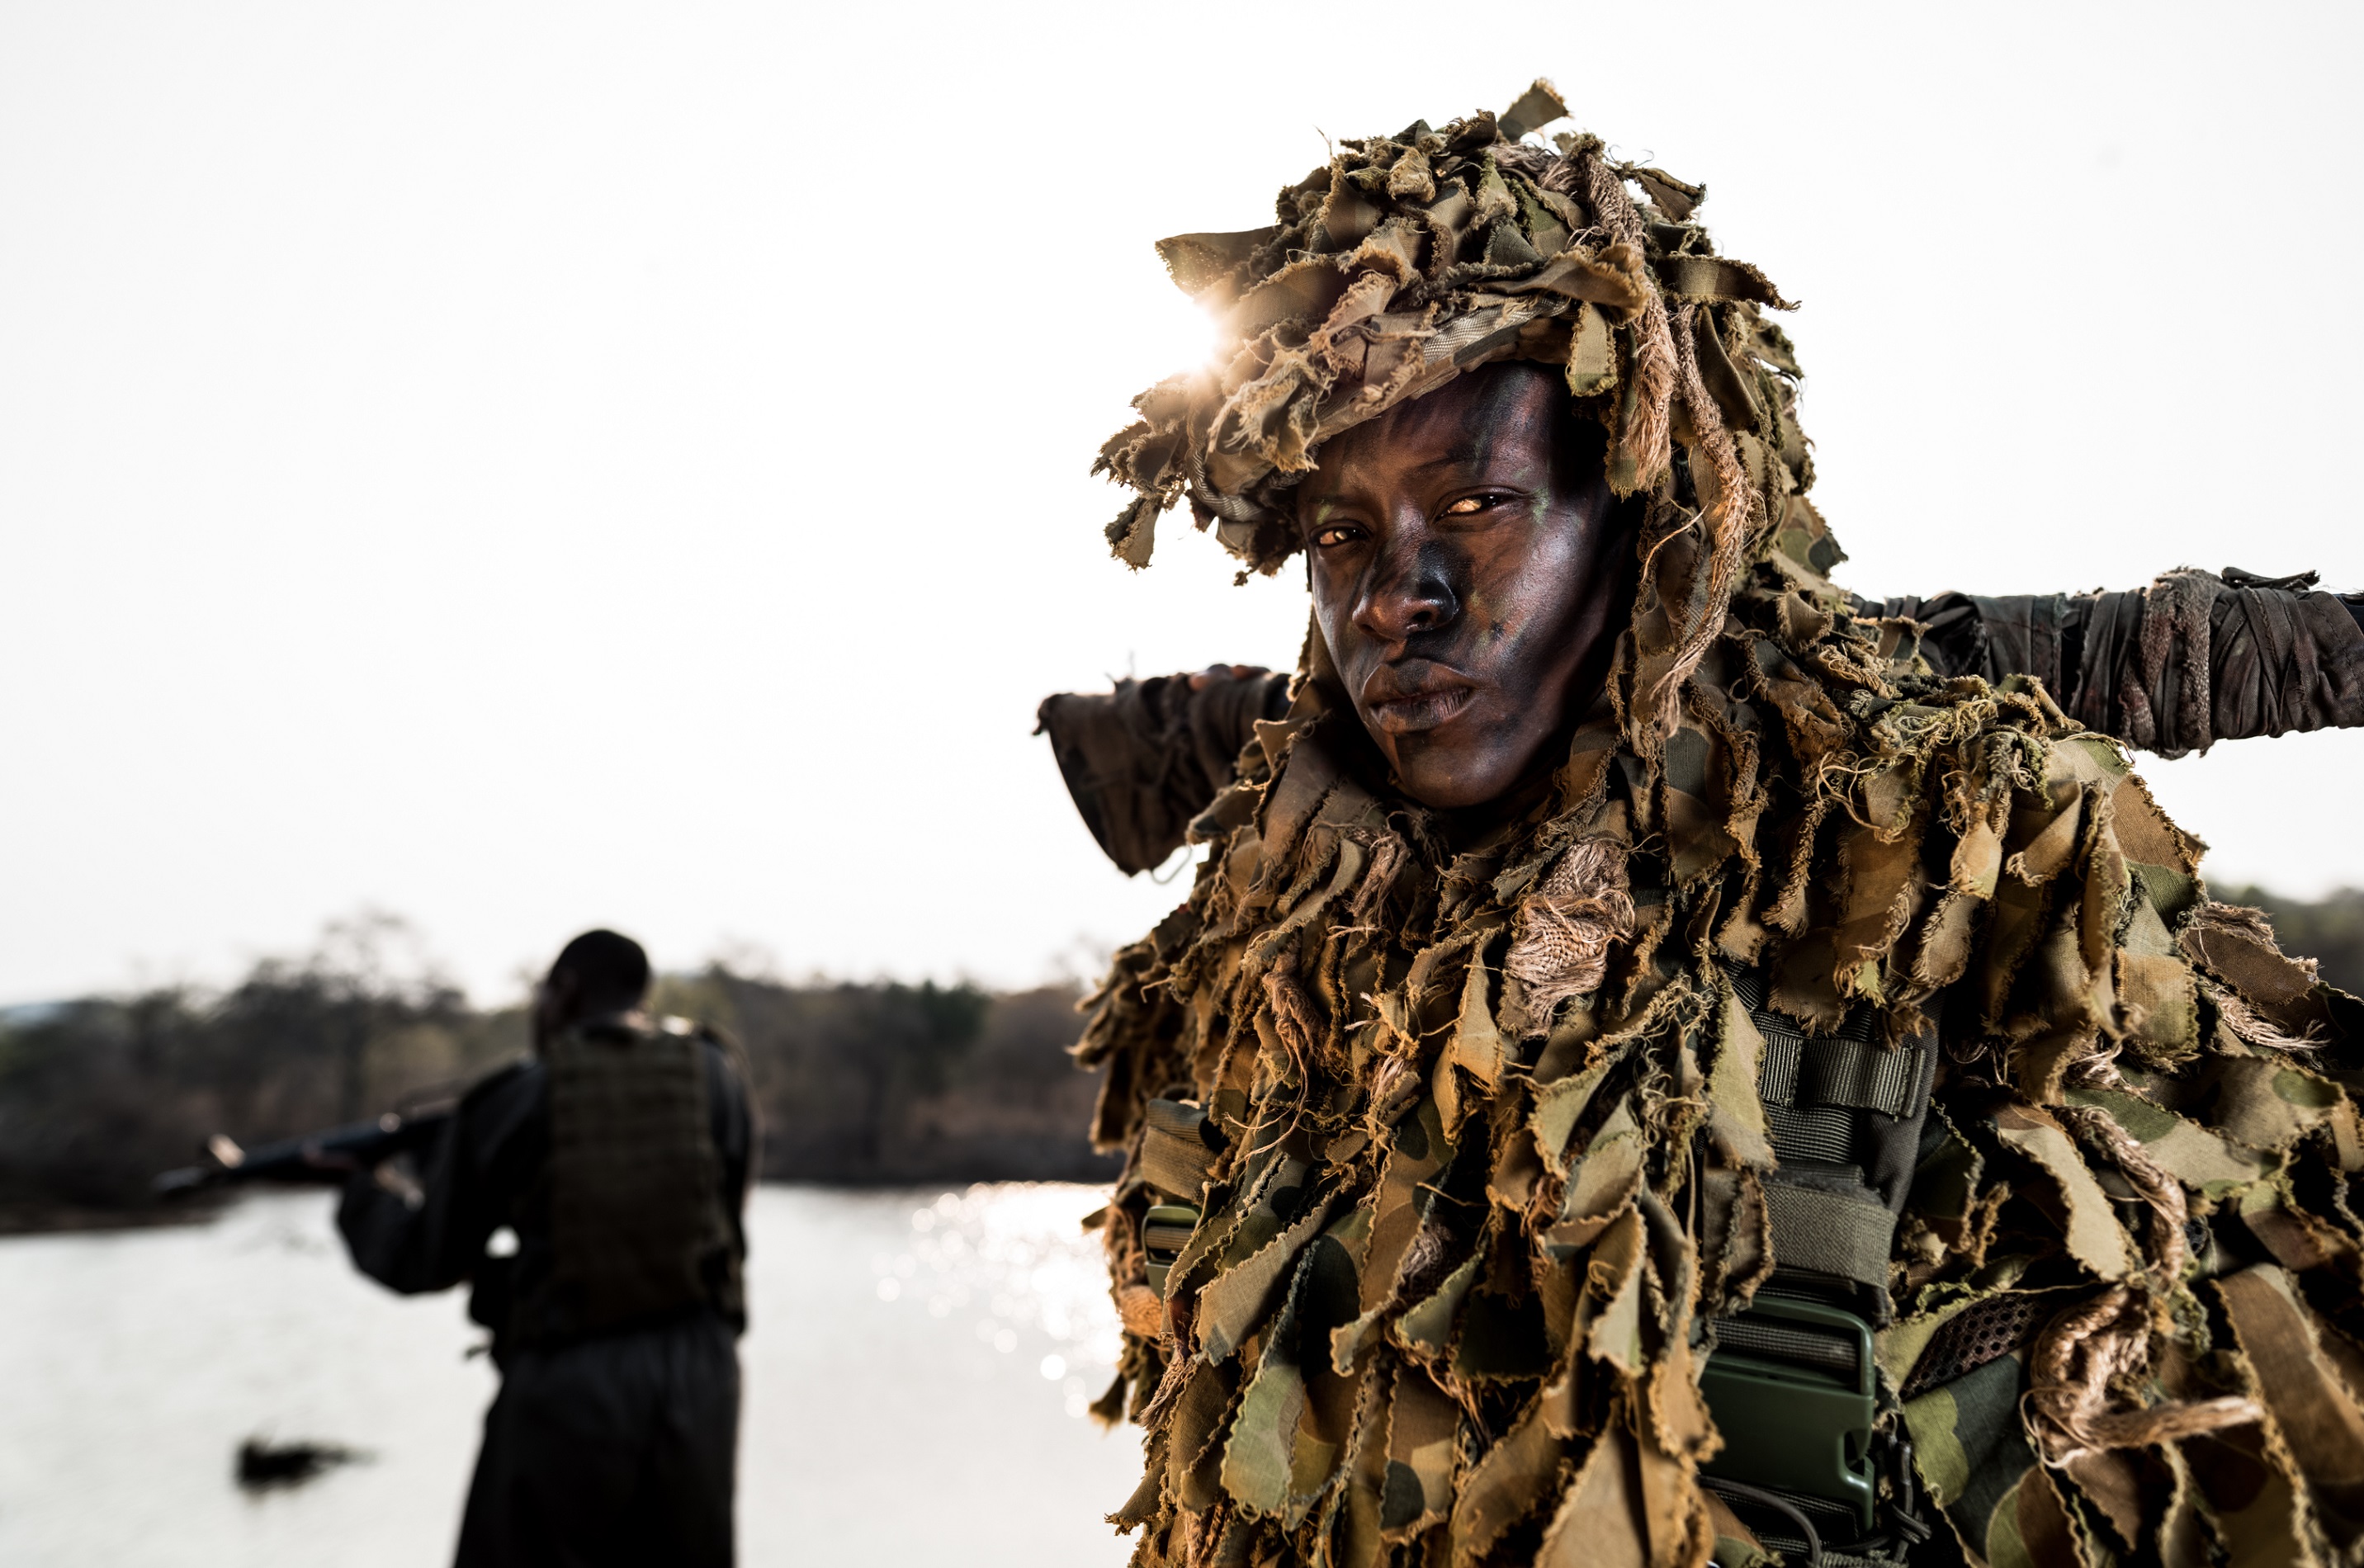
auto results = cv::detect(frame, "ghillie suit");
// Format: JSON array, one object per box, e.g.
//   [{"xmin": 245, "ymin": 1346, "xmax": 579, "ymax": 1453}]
[{"xmin": 1076, "ymin": 82, "xmax": 2364, "ymax": 1568}]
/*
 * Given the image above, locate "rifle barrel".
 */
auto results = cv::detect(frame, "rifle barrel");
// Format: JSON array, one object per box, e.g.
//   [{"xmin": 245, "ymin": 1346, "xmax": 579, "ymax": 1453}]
[{"xmin": 153, "ymin": 1107, "xmax": 453, "ymax": 1197}]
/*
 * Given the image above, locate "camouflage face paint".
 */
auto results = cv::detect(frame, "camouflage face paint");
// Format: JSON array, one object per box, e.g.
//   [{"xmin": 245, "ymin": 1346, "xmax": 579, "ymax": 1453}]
[{"xmin": 1297, "ymin": 363, "xmax": 1624, "ymax": 809}]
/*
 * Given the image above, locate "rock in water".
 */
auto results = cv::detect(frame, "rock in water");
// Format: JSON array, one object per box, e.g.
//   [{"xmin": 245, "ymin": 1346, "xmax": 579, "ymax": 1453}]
[{"xmin": 234, "ymin": 1436, "xmax": 364, "ymax": 1490}]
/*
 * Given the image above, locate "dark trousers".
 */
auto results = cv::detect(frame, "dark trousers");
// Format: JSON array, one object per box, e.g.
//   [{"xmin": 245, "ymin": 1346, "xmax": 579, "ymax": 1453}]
[{"xmin": 456, "ymin": 1311, "xmax": 740, "ymax": 1568}]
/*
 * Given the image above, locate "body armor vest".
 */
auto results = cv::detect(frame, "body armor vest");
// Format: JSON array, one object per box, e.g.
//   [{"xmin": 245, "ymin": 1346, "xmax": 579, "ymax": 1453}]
[{"xmin": 516, "ymin": 1015, "xmax": 740, "ymax": 1345}]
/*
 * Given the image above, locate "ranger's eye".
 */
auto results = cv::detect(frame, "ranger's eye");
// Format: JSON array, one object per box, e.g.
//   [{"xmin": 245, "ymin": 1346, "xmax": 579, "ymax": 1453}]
[
  {"xmin": 1441, "ymin": 492, "xmax": 1513, "ymax": 517},
  {"xmin": 1310, "ymin": 522, "xmax": 1365, "ymax": 548}
]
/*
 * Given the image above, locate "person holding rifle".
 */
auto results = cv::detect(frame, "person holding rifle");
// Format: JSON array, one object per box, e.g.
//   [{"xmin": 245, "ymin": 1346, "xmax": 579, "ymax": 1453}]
[{"xmin": 336, "ymin": 928, "xmax": 754, "ymax": 1568}]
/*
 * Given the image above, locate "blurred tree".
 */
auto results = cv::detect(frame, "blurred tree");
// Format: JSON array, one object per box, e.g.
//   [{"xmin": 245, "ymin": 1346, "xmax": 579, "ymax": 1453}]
[
  {"xmin": 1, "ymin": 928, "xmax": 1112, "ymax": 1229},
  {"xmin": 0, "ymin": 915, "xmax": 509, "ymax": 1222}
]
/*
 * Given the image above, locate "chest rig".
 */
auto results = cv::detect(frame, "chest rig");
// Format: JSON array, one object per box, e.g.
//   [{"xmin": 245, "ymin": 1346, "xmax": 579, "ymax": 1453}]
[
  {"xmin": 1697, "ymin": 965, "xmax": 1939, "ymax": 1567},
  {"xmin": 1132, "ymin": 962, "xmax": 1945, "ymax": 1568}
]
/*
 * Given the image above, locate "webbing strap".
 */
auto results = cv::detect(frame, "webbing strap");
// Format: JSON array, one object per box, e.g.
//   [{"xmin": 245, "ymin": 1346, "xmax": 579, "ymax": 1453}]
[
  {"xmin": 1758, "ymin": 1028, "xmax": 1804, "ymax": 1101},
  {"xmin": 1713, "ymin": 1315, "xmax": 1862, "ymax": 1377},
  {"xmin": 1142, "ymin": 1217, "xmax": 1199, "ymax": 1253},
  {"xmin": 1756, "ymin": 1021, "xmax": 1929, "ymax": 1119},
  {"xmin": 1734, "ymin": 954, "xmax": 1931, "ymax": 1124},
  {"xmin": 1763, "ymin": 1102, "xmax": 1856, "ymax": 1165},
  {"xmin": 1762, "ymin": 1183, "xmax": 1898, "ymax": 1292}
]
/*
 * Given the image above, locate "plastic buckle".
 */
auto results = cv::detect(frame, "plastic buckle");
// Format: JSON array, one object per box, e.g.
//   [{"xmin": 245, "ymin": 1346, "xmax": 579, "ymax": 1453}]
[
  {"xmin": 1698, "ymin": 1296, "xmax": 1878, "ymax": 1533},
  {"xmin": 1142, "ymin": 1203, "xmax": 1200, "ymax": 1297}
]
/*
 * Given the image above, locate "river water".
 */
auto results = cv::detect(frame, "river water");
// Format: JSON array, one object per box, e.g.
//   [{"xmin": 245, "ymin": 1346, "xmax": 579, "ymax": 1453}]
[{"xmin": 0, "ymin": 1184, "xmax": 1147, "ymax": 1566}]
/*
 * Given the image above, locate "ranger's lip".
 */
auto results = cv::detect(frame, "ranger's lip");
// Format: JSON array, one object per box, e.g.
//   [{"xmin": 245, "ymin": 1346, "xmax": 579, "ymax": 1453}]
[{"xmin": 1360, "ymin": 665, "xmax": 1479, "ymax": 734}]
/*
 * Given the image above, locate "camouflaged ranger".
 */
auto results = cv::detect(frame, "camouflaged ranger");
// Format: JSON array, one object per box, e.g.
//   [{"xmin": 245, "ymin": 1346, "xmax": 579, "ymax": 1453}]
[
  {"xmin": 338, "ymin": 930, "xmax": 753, "ymax": 1568},
  {"xmin": 1061, "ymin": 83, "xmax": 2364, "ymax": 1568}
]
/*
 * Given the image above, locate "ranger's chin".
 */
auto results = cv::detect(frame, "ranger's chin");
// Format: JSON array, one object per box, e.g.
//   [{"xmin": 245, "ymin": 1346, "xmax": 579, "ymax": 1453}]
[{"xmin": 1385, "ymin": 741, "xmax": 1506, "ymax": 811}]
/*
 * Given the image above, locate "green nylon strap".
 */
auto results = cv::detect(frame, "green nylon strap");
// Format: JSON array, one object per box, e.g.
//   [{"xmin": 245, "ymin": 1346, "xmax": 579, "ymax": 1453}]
[
  {"xmin": 1763, "ymin": 1102, "xmax": 1856, "ymax": 1165},
  {"xmin": 1762, "ymin": 1183, "xmax": 1899, "ymax": 1291},
  {"xmin": 1756, "ymin": 1022, "xmax": 1929, "ymax": 1119},
  {"xmin": 1731, "ymin": 962, "xmax": 1927, "ymax": 1122},
  {"xmin": 1712, "ymin": 1314, "xmax": 1863, "ymax": 1378},
  {"xmin": 1142, "ymin": 1218, "xmax": 1199, "ymax": 1252}
]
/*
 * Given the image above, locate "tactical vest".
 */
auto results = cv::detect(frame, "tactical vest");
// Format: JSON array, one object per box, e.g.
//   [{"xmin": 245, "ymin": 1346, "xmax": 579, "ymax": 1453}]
[
  {"xmin": 513, "ymin": 1015, "xmax": 742, "ymax": 1346},
  {"xmin": 1132, "ymin": 965, "xmax": 1950, "ymax": 1568},
  {"xmin": 1695, "ymin": 965, "xmax": 1937, "ymax": 1568}
]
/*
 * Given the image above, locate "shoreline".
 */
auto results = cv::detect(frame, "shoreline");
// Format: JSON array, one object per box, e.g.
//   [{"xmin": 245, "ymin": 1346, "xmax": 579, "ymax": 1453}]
[{"xmin": 0, "ymin": 1168, "xmax": 1122, "ymax": 1240}]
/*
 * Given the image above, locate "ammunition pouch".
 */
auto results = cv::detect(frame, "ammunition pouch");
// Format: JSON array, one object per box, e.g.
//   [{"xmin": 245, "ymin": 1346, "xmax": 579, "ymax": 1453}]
[
  {"xmin": 1134, "ymin": 1005, "xmax": 1947, "ymax": 1561},
  {"xmin": 1702, "ymin": 966, "xmax": 1937, "ymax": 1566}
]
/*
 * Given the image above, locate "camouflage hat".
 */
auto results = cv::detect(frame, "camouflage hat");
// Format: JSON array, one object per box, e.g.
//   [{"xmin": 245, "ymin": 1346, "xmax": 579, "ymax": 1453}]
[
  {"xmin": 1097, "ymin": 83, "xmax": 1824, "ymax": 564},
  {"xmin": 1094, "ymin": 82, "xmax": 1846, "ymax": 735}
]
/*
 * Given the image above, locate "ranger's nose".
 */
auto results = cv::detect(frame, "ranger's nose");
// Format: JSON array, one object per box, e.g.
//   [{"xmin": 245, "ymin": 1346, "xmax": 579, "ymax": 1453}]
[{"xmin": 1353, "ymin": 534, "xmax": 1459, "ymax": 646}]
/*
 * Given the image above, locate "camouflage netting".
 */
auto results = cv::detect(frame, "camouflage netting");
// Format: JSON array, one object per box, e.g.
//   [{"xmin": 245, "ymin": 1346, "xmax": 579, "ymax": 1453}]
[{"xmin": 1078, "ymin": 83, "xmax": 2364, "ymax": 1568}]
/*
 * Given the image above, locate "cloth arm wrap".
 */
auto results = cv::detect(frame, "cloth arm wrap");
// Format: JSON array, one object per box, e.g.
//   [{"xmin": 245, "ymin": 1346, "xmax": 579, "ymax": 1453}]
[
  {"xmin": 1860, "ymin": 569, "xmax": 2364, "ymax": 757},
  {"xmin": 1036, "ymin": 671, "xmax": 1293, "ymax": 873}
]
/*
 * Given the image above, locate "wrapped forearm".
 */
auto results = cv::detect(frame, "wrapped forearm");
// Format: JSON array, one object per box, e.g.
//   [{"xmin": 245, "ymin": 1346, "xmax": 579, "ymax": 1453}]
[
  {"xmin": 1035, "ymin": 670, "xmax": 1292, "ymax": 874},
  {"xmin": 1861, "ymin": 567, "xmax": 2364, "ymax": 756}
]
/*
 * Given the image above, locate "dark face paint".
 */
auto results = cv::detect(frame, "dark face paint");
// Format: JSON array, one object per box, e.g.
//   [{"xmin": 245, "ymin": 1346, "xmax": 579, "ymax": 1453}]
[{"xmin": 1298, "ymin": 362, "xmax": 1629, "ymax": 810}]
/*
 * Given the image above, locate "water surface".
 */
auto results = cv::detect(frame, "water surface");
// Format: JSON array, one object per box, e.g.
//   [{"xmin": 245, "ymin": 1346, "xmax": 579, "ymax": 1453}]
[{"xmin": 0, "ymin": 1184, "xmax": 1143, "ymax": 1566}]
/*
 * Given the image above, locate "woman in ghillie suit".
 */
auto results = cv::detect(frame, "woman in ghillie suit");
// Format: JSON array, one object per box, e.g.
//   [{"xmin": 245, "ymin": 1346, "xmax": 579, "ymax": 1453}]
[{"xmin": 1074, "ymin": 83, "xmax": 2364, "ymax": 1568}]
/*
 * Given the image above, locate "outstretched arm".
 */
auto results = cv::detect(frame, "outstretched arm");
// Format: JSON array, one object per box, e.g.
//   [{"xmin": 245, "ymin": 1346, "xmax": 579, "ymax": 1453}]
[
  {"xmin": 1041, "ymin": 571, "xmax": 2364, "ymax": 872},
  {"xmin": 1859, "ymin": 567, "xmax": 2364, "ymax": 758}
]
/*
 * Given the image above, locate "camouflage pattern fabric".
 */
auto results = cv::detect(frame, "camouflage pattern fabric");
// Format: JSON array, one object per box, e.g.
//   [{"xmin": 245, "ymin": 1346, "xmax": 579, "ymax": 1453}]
[{"xmin": 1076, "ymin": 83, "xmax": 2364, "ymax": 1568}]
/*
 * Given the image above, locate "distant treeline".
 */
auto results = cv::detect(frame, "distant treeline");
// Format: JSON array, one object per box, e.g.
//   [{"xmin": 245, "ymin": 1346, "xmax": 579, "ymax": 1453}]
[
  {"xmin": 7, "ymin": 889, "xmax": 2362, "ymax": 1232},
  {"xmin": 0, "ymin": 928, "xmax": 1114, "ymax": 1232}
]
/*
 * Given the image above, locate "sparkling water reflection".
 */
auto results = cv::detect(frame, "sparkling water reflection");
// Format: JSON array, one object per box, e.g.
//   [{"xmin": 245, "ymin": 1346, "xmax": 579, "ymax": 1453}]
[
  {"xmin": 871, "ymin": 1186, "xmax": 1125, "ymax": 1419},
  {"xmin": 0, "ymin": 1184, "xmax": 1142, "ymax": 1567}
]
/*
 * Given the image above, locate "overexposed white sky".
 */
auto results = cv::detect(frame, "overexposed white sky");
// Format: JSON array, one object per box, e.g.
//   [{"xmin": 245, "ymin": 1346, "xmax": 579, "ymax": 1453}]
[{"xmin": 4, "ymin": 2, "xmax": 2361, "ymax": 1004}]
